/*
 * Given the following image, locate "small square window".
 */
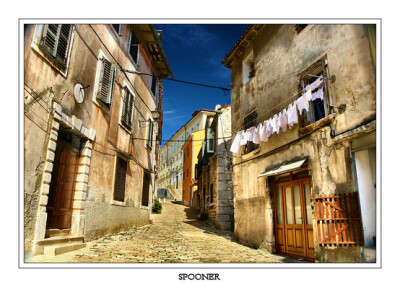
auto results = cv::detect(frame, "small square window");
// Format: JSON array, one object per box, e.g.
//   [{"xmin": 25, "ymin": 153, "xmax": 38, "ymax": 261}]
[
  {"xmin": 112, "ymin": 24, "xmax": 121, "ymax": 35},
  {"xmin": 243, "ymin": 51, "xmax": 255, "ymax": 85}
]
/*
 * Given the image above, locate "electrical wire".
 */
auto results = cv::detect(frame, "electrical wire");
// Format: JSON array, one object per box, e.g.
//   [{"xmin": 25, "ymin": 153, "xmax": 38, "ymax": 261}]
[{"xmin": 121, "ymin": 70, "xmax": 230, "ymax": 92}]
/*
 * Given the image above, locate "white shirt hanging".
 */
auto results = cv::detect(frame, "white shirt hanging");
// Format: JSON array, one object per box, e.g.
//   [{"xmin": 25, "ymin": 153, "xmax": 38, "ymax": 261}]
[
  {"xmin": 252, "ymin": 125, "xmax": 260, "ymax": 144},
  {"xmin": 279, "ymin": 109, "xmax": 288, "ymax": 132},
  {"xmin": 230, "ymin": 131, "xmax": 242, "ymax": 153},
  {"xmin": 287, "ymin": 103, "xmax": 299, "ymax": 128},
  {"xmin": 296, "ymin": 95, "xmax": 310, "ymax": 113},
  {"xmin": 259, "ymin": 122, "xmax": 268, "ymax": 142},
  {"xmin": 311, "ymin": 87, "xmax": 324, "ymax": 101},
  {"xmin": 272, "ymin": 114, "xmax": 280, "ymax": 134}
]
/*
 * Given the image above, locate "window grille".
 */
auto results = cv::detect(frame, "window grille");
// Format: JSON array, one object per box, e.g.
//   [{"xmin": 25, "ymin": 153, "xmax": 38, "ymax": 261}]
[{"xmin": 243, "ymin": 110, "xmax": 258, "ymax": 154}]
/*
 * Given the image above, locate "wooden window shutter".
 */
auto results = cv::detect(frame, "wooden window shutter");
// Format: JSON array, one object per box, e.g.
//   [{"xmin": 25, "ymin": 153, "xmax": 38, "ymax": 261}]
[
  {"xmin": 315, "ymin": 192, "xmax": 364, "ymax": 246},
  {"xmin": 141, "ymin": 172, "xmax": 150, "ymax": 206},
  {"xmin": 121, "ymin": 88, "xmax": 134, "ymax": 129},
  {"xmin": 151, "ymin": 72, "xmax": 157, "ymax": 96},
  {"xmin": 113, "ymin": 157, "xmax": 127, "ymax": 202},
  {"xmin": 147, "ymin": 121, "xmax": 154, "ymax": 149},
  {"xmin": 97, "ymin": 58, "xmax": 115, "ymax": 106},
  {"xmin": 41, "ymin": 24, "xmax": 72, "ymax": 67}
]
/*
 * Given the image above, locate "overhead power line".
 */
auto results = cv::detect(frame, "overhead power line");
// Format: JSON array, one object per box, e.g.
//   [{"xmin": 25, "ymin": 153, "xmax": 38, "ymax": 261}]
[{"xmin": 121, "ymin": 69, "xmax": 230, "ymax": 93}]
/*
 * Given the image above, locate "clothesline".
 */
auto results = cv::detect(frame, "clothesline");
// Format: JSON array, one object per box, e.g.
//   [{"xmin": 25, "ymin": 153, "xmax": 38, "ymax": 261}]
[{"xmin": 230, "ymin": 77, "xmax": 324, "ymax": 154}]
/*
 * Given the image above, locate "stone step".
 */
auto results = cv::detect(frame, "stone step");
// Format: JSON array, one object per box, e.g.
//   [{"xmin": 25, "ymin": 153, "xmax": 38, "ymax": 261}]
[
  {"xmin": 43, "ymin": 242, "xmax": 86, "ymax": 256},
  {"xmin": 45, "ymin": 229, "xmax": 71, "ymax": 238},
  {"xmin": 36, "ymin": 236, "xmax": 85, "ymax": 246}
]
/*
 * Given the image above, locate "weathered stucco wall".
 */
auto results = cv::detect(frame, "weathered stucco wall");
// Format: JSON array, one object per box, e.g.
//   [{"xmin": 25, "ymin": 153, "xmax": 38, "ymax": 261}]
[
  {"xmin": 24, "ymin": 24, "xmax": 161, "ymax": 255},
  {"xmin": 229, "ymin": 24, "xmax": 375, "ymax": 262}
]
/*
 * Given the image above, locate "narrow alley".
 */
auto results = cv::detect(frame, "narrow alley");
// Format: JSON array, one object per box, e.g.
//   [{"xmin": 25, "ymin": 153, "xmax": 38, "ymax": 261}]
[{"xmin": 28, "ymin": 200, "xmax": 302, "ymax": 263}]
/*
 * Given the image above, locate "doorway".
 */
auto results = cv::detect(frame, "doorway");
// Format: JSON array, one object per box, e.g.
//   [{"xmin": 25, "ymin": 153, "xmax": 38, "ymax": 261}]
[
  {"xmin": 46, "ymin": 138, "xmax": 79, "ymax": 229},
  {"xmin": 274, "ymin": 172, "xmax": 315, "ymax": 261}
]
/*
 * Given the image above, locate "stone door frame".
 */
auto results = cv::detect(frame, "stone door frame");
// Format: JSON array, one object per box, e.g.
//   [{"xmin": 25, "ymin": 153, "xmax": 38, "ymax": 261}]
[{"xmin": 32, "ymin": 102, "xmax": 96, "ymax": 254}]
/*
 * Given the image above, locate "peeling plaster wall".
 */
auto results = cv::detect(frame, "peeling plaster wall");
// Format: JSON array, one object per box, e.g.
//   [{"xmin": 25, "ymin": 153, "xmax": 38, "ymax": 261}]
[{"xmin": 229, "ymin": 24, "xmax": 375, "ymax": 262}]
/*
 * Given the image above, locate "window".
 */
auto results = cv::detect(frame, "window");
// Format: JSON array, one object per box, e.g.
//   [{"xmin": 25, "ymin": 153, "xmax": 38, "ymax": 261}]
[
  {"xmin": 39, "ymin": 24, "xmax": 73, "ymax": 70},
  {"xmin": 121, "ymin": 87, "xmax": 134, "ymax": 129},
  {"xmin": 243, "ymin": 110, "xmax": 258, "ymax": 154},
  {"xmin": 141, "ymin": 172, "xmax": 151, "ymax": 206},
  {"xmin": 112, "ymin": 24, "xmax": 121, "ymax": 35},
  {"xmin": 113, "ymin": 157, "xmax": 127, "ymax": 202},
  {"xmin": 210, "ymin": 183, "xmax": 214, "ymax": 203},
  {"xmin": 129, "ymin": 29, "xmax": 140, "ymax": 64},
  {"xmin": 96, "ymin": 57, "xmax": 116, "ymax": 108},
  {"xmin": 151, "ymin": 72, "xmax": 157, "ymax": 97},
  {"xmin": 295, "ymin": 24, "xmax": 308, "ymax": 35},
  {"xmin": 299, "ymin": 59, "xmax": 330, "ymax": 124},
  {"xmin": 206, "ymin": 128, "xmax": 215, "ymax": 154},
  {"xmin": 146, "ymin": 120, "xmax": 154, "ymax": 150},
  {"xmin": 243, "ymin": 51, "xmax": 255, "ymax": 85}
]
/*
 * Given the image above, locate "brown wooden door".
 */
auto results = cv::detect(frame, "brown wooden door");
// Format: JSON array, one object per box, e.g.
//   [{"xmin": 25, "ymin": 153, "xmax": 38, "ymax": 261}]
[
  {"xmin": 274, "ymin": 178, "xmax": 315, "ymax": 260},
  {"xmin": 46, "ymin": 139, "xmax": 79, "ymax": 229}
]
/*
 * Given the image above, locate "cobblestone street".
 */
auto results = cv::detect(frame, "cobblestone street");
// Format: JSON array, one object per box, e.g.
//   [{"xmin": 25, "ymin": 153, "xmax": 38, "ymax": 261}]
[{"xmin": 28, "ymin": 200, "xmax": 304, "ymax": 263}]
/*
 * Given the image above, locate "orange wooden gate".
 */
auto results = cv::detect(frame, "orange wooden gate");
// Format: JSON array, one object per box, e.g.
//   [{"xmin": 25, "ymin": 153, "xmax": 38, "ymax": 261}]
[{"xmin": 315, "ymin": 192, "xmax": 364, "ymax": 246}]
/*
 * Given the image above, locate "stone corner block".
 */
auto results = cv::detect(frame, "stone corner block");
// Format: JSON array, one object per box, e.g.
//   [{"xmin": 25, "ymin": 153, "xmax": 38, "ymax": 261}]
[
  {"xmin": 72, "ymin": 115, "xmax": 83, "ymax": 132},
  {"xmin": 53, "ymin": 102, "xmax": 62, "ymax": 115},
  {"xmin": 88, "ymin": 128, "xmax": 96, "ymax": 141}
]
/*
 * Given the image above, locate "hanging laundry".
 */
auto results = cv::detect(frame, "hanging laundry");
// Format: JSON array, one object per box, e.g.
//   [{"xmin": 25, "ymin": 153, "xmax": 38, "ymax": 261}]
[
  {"xmin": 241, "ymin": 128, "xmax": 252, "ymax": 145},
  {"xmin": 230, "ymin": 131, "xmax": 242, "ymax": 153},
  {"xmin": 311, "ymin": 87, "xmax": 324, "ymax": 101},
  {"xmin": 259, "ymin": 122, "xmax": 268, "ymax": 142},
  {"xmin": 279, "ymin": 109, "xmax": 288, "ymax": 132},
  {"xmin": 296, "ymin": 95, "xmax": 310, "ymax": 113},
  {"xmin": 287, "ymin": 103, "xmax": 299, "ymax": 128},
  {"xmin": 305, "ymin": 76, "xmax": 323, "ymax": 92},
  {"xmin": 252, "ymin": 125, "xmax": 260, "ymax": 144},
  {"xmin": 304, "ymin": 88, "xmax": 312, "ymax": 101},
  {"xmin": 265, "ymin": 118, "xmax": 273, "ymax": 137},
  {"xmin": 272, "ymin": 114, "xmax": 280, "ymax": 134}
]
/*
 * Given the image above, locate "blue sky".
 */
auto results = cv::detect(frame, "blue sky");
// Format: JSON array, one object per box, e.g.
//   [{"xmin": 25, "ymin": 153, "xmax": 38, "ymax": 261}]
[{"xmin": 154, "ymin": 24, "xmax": 248, "ymax": 144}]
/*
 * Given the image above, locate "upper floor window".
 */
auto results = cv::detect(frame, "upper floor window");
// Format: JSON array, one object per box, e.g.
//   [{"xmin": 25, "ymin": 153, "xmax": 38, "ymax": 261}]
[
  {"xmin": 243, "ymin": 110, "xmax": 258, "ymax": 154},
  {"xmin": 146, "ymin": 119, "xmax": 154, "ymax": 150},
  {"xmin": 206, "ymin": 128, "xmax": 215, "ymax": 154},
  {"xmin": 129, "ymin": 29, "xmax": 140, "ymax": 65},
  {"xmin": 112, "ymin": 24, "xmax": 121, "ymax": 35},
  {"xmin": 299, "ymin": 59, "xmax": 330, "ymax": 124},
  {"xmin": 151, "ymin": 72, "xmax": 158, "ymax": 98},
  {"xmin": 39, "ymin": 24, "xmax": 73, "ymax": 72},
  {"xmin": 243, "ymin": 51, "xmax": 255, "ymax": 85},
  {"xmin": 121, "ymin": 87, "xmax": 135, "ymax": 129},
  {"xmin": 96, "ymin": 56, "xmax": 116, "ymax": 109},
  {"xmin": 295, "ymin": 24, "xmax": 308, "ymax": 35}
]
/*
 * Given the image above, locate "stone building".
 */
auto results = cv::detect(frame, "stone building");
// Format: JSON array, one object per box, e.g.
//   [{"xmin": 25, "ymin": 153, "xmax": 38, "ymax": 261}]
[
  {"xmin": 222, "ymin": 24, "xmax": 376, "ymax": 262},
  {"xmin": 195, "ymin": 105, "xmax": 234, "ymax": 231},
  {"xmin": 158, "ymin": 109, "xmax": 216, "ymax": 201},
  {"xmin": 24, "ymin": 24, "xmax": 172, "ymax": 257}
]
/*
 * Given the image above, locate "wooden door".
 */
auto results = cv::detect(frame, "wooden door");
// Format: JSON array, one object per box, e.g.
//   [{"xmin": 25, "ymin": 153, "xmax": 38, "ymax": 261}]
[
  {"xmin": 274, "ymin": 178, "xmax": 315, "ymax": 260},
  {"xmin": 46, "ymin": 139, "xmax": 79, "ymax": 229}
]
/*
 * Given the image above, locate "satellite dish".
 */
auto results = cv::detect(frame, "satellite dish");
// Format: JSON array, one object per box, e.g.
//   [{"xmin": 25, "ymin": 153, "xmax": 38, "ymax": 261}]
[{"xmin": 74, "ymin": 83, "xmax": 85, "ymax": 104}]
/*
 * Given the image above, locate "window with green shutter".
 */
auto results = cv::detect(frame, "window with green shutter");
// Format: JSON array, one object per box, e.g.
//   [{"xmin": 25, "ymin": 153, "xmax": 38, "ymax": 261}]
[
  {"xmin": 121, "ymin": 87, "xmax": 134, "ymax": 129},
  {"xmin": 97, "ymin": 57, "xmax": 115, "ymax": 108},
  {"xmin": 40, "ymin": 24, "xmax": 73, "ymax": 70},
  {"xmin": 113, "ymin": 157, "xmax": 127, "ymax": 202}
]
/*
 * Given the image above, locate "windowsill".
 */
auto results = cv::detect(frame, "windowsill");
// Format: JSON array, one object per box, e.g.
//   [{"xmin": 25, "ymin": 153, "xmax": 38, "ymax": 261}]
[
  {"xmin": 119, "ymin": 122, "xmax": 132, "ymax": 134},
  {"xmin": 31, "ymin": 42, "xmax": 68, "ymax": 78},
  {"xmin": 299, "ymin": 113, "xmax": 336, "ymax": 135},
  {"xmin": 242, "ymin": 147, "xmax": 261, "ymax": 160},
  {"xmin": 140, "ymin": 205, "xmax": 149, "ymax": 210},
  {"xmin": 111, "ymin": 200, "xmax": 126, "ymax": 207},
  {"xmin": 93, "ymin": 98, "xmax": 111, "ymax": 114}
]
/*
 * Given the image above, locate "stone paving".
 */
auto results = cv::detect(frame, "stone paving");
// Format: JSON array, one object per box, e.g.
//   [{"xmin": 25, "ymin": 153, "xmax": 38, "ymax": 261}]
[{"xmin": 28, "ymin": 200, "xmax": 305, "ymax": 263}]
